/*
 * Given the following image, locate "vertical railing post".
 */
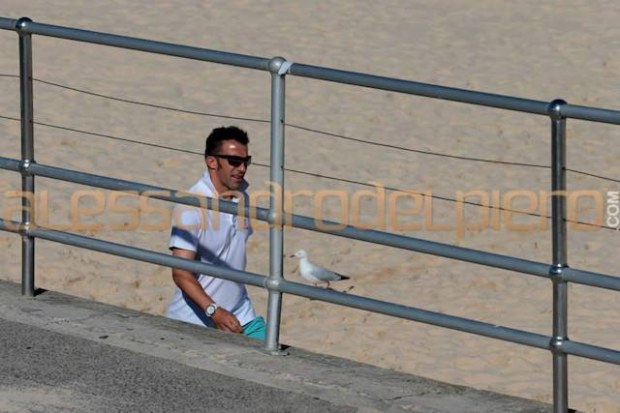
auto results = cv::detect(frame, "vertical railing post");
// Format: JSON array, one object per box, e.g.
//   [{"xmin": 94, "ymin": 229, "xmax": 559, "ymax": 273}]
[
  {"xmin": 548, "ymin": 99, "xmax": 569, "ymax": 413},
  {"xmin": 264, "ymin": 57, "xmax": 288, "ymax": 354},
  {"xmin": 17, "ymin": 17, "xmax": 36, "ymax": 297}
]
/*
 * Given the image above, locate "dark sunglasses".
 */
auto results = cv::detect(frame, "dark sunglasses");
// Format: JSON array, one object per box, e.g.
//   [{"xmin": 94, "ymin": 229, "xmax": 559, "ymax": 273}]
[{"xmin": 211, "ymin": 154, "xmax": 252, "ymax": 167}]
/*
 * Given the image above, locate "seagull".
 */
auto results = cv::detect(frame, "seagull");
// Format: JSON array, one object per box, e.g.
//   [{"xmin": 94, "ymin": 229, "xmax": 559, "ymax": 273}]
[{"xmin": 290, "ymin": 249, "xmax": 350, "ymax": 288}]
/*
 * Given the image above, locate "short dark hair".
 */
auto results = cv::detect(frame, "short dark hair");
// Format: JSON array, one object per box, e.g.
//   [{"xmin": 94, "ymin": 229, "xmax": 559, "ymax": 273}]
[{"xmin": 204, "ymin": 126, "xmax": 249, "ymax": 157}]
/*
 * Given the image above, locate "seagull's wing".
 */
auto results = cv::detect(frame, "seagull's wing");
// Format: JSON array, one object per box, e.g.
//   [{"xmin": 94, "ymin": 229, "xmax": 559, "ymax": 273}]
[{"xmin": 309, "ymin": 263, "xmax": 344, "ymax": 282}]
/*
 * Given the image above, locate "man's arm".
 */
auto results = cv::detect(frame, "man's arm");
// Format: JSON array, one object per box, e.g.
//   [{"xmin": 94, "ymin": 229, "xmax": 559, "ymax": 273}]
[{"xmin": 171, "ymin": 247, "xmax": 243, "ymax": 334}]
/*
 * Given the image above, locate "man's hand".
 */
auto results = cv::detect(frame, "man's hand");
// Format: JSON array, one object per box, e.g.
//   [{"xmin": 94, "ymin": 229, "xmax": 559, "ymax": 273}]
[{"xmin": 211, "ymin": 308, "xmax": 243, "ymax": 334}]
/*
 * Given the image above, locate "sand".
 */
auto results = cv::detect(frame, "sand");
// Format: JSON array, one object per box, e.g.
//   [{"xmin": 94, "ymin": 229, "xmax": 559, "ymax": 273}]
[{"xmin": 0, "ymin": 1, "xmax": 618, "ymax": 412}]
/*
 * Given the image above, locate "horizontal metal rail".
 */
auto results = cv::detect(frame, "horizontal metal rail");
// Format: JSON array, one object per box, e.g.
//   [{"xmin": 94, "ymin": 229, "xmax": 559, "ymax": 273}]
[
  {"xmin": 0, "ymin": 17, "xmax": 269, "ymax": 71},
  {"xmin": 561, "ymin": 341, "xmax": 620, "ymax": 365},
  {"xmin": 0, "ymin": 219, "xmax": 266, "ymax": 288},
  {"xmin": 563, "ymin": 268, "xmax": 620, "ymax": 291},
  {"xmin": 0, "ymin": 17, "xmax": 16, "ymax": 30},
  {"xmin": 290, "ymin": 63, "xmax": 550, "ymax": 116},
  {"xmin": 1, "ymin": 17, "xmax": 620, "ymax": 124},
  {"xmin": 289, "ymin": 63, "xmax": 620, "ymax": 125},
  {"xmin": 289, "ymin": 213, "xmax": 553, "ymax": 279},
  {"xmin": 1, "ymin": 156, "xmax": 618, "ymax": 292},
  {"xmin": 0, "ymin": 157, "xmax": 20, "ymax": 171}
]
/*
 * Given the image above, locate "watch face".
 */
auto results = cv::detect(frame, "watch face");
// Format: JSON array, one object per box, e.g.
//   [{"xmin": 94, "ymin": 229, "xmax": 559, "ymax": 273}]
[{"xmin": 206, "ymin": 304, "xmax": 217, "ymax": 316}]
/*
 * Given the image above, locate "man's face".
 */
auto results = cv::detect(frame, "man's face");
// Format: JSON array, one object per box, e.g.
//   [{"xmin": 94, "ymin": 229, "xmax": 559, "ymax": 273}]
[{"xmin": 206, "ymin": 139, "xmax": 250, "ymax": 194}]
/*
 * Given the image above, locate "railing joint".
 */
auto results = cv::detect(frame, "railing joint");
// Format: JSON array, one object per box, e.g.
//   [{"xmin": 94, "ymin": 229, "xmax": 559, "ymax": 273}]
[
  {"xmin": 263, "ymin": 277, "xmax": 282, "ymax": 291},
  {"xmin": 549, "ymin": 335, "xmax": 569, "ymax": 354},
  {"xmin": 19, "ymin": 221, "xmax": 38, "ymax": 239},
  {"xmin": 547, "ymin": 99, "xmax": 567, "ymax": 121},
  {"xmin": 549, "ymin": 264, "xmax": 568, "ymax": 282},
  {"xmin": 267, "ymin": 208, "xmax": 279, "ymax": 226},
  {"xmin": 267, "ymin": 56, "xmax": 290, "ymax": 76},
  {"xmin": 15, "ymin": 17, "xmax": 32, "ymax": 32},
  {"xmin": 19, "ymin": 159, "xmax": 35, "ymax": 176}
]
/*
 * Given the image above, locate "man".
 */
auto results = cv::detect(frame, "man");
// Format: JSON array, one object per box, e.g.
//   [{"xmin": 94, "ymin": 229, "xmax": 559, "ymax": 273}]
[{"xmin": 166, "ymin": 126, "xmax": 265, "ymax": 340}]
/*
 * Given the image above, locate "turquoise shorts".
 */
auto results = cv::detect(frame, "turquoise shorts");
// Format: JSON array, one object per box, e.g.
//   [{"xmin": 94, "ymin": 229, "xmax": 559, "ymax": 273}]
[{"xmin": 243, "ymin": 316, "xmax": 266, "ymax": 340}]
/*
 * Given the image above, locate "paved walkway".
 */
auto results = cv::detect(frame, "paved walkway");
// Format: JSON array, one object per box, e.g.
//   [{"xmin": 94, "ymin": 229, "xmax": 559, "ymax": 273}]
[{"xmin": 0, "ymin": 280, "xmax": 556, "ymax": 413}]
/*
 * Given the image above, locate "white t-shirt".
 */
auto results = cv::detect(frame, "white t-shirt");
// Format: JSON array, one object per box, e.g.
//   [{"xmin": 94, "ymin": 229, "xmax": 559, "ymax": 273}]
[{"xmin": 165, "ymin": 170, "xmax": 256, "ymax": 327}]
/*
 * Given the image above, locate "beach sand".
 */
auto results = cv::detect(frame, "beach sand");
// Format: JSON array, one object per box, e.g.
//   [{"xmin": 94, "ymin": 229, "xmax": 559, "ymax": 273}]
[{"xmin": 0, "ymin": 1, "xmax": 619, "ymax": 412}]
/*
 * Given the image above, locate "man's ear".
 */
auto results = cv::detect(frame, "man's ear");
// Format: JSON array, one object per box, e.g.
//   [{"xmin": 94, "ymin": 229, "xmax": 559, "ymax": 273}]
[{"xmin": 205, "ymin": 156, "xmax": 217, "ymax": 170}]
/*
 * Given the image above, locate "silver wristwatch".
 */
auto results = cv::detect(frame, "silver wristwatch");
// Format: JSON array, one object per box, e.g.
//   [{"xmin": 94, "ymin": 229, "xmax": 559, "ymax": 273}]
[{"xmin": 205, "ymin": 303, "xmax": 219, "ymax": 317}]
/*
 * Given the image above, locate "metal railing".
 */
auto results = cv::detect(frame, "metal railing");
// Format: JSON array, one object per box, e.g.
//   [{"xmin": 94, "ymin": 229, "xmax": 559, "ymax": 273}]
[{"xmin": 1, "ymin": 17, "xmax": 619, "ymax": 413}]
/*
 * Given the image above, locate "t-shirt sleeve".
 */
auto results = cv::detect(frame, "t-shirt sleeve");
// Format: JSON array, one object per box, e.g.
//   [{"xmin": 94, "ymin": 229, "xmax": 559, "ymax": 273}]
[{"xmin": 169, "ymin": 205, "xmax": 203, "ymax": 252}]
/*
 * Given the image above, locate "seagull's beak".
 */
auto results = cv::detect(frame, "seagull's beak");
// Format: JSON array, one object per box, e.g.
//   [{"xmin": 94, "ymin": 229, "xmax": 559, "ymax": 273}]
[{"xmin": 289, "ymin": 254, "xmax": 295, "ymax": 258}]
